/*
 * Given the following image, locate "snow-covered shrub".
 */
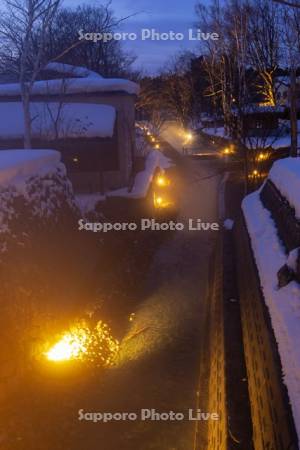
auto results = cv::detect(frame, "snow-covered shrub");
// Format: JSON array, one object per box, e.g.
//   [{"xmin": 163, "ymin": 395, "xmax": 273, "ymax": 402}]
[{"xmin": 0, "ymin": 160, "xmax": 79, "ymax": 253}]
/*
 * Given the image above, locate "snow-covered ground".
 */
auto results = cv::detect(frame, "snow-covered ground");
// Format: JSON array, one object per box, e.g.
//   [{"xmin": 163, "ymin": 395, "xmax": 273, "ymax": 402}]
[
  {"xmin": 75, "ymin": 193, "xmax": 106, "ymax": 215},
  {"xmin": 202, "ymin": 126, "xmax": 293, "ymax": 149},
  {"xmin": 202, "ymin": 127, "xmax": 227, "ymax": 139},
  {"xmin": 242, "ymin": 159, "xmax": 300, "ymax": 442},
  {"xmin": 0, "ymin": 102, "xmax": 116, "ymax": 140}
]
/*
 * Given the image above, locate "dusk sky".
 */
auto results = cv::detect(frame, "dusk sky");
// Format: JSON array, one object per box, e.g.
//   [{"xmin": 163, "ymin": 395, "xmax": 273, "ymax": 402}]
[{"xmin": 66, "ymin": 0, "xmax": 202, "ymax": 74}]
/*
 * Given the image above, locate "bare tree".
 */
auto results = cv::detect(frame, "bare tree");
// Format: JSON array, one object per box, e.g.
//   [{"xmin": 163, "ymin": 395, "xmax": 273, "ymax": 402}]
[
  {"xmin": 0, "ymin": 0, "xmax": 60, "ymax": 148},
  {"xmin": 160, "ymin": 52, "xmax": 196, "ymax": 129},
  {"xmin": 196, "ymin": 0, "xmax": 249, "ymax": 136},
  {"xmin": 0, "ymin": 1, "xmax": 138, "ymax": 149},
  {"xmin": 281, "ymin": 7, "xmax": 300, "ymax": 155},
  {"xmin": 246, "ymin": 0, "xmax": 281, "ymax": 106},
  {"xmin": 44, "ymin": 5, "xmax": 136, "ymax": 78}
]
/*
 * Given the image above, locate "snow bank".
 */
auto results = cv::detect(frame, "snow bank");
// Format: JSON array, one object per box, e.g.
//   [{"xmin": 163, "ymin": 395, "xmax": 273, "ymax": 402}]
[
  {"xmin": 242, "ymin": 189, "xmax": 300, "ymax": 442},
  {"xmin": 0, "ymin": 76, "xmax": 139, "ymax": 97},
  {"xmin": 0, "ymin": 103, "xmax": 116, "ymax": 140},
  {"xmin": 75, "ymin": 193, "xmax": 106, "ymax": 215},
  {"xmin": 269, "ymin": 157, "xmax": 300, "ymax": 219},
  {"xmin": 108, "ymin": 150, "xmax": 173, "ymax": 199}
]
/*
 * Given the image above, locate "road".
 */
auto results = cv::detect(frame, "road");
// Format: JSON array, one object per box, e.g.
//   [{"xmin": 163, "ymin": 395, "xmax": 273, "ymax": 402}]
[
  {"xmin": 72, "ymin": 156, "xmax": 224, "ymax": 450},
  {"xmin": 161, "ymin": 121, "xmax": 222, "ymax": 156}
]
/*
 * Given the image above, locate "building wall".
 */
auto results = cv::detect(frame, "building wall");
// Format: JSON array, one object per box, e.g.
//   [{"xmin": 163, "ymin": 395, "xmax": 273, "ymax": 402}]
[
  {"xmin": 49, "ymin": 92, "xmax": 136, "ymax": 188},
  {"xmin": 0, "ymin": 91, "xmax": 137, "ymax": 193}
]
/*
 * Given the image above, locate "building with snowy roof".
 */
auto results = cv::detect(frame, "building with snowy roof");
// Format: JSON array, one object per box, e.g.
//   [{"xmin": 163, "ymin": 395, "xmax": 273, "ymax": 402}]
[{"xmin": 0, "ymin": 63, "xmax": 140, "ymax": 193}]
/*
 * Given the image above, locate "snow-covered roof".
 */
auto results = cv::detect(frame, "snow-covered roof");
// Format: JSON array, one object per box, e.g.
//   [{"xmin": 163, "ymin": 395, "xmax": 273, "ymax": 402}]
[
  {"xmin": 0, "ymin": 62, "xmax": 139, "ymax": 96},
  {"xmin": 0, "ymin": 149, "xmax": 61, "ymax": 186},
  {"xmin": 0, "ymin": 102, "xmax": 116, "ymax": 140},
  {"xmin": 232, "ymin": 104, "xmax": 285, "ymax": 115},
  {"xmin": 45, "ymin": 62, "xmax": 103, "ymax": 79},
  {"xmin": 275, "ymin": 75, "xmax": 300, "ymax": 86}
]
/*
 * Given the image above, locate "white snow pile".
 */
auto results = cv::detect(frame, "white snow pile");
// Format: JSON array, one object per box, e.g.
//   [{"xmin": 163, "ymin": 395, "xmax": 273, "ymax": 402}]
[
  {"xmin": 0, "ymin": 102, "xmax": 116, "ymax": 140},
  {"xmin": 0, "ymin": 149, "xmax": 78, "ymax": 251},
  {"xmin": 45, "ymin": 62, "xmax": 103, "ymax": 79},
  {"xmin": 0, "ymin": 149, "xmax": 61, "ymax": 186},
  {"xmin": 202, "ymin": 127, "xmax": 228, "ymax": 138},
  {"xmin": 242, "ymin": 179, "xmax": 300, "ymax": 441},
  {"xmin": 287, "ymin": 248, "xmax": 299, "ymax": 272},
  {"xmin": 0, "ymin": 71, "xmax": 139, "ymax": 97},
  {"xmin": 269, "ymin": 157, "xmax": 300, "ymax": 218},
  {"xmin": 75, "ymin": 193, "xmax": 106, "ymax": 215},
  {"xmin": 108, "ymin": 150, "xmax": 173, "ymax": 199}
]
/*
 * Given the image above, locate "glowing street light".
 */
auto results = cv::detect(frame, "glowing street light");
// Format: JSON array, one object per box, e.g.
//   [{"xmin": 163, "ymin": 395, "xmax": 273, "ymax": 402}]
[
  {"xmin": 46, "ymin": 329, "xmax": 89, "ymax": 362},
  {"xmin": 155, "ymin": 196, "xmax": 163, "ymax": 206},
  {"xmin": 156, "ymin": 174, "xmax": 170, "ymax": 187},
  {"xmin": 45, "ymin": 321, "xmax": 119, "ymax": 366},
  {"xmin": 258, "ymin": 152, "xmax": 269, "ymax": 162},
  {"xmin": 222, "ymin": 145, "xmax": 235, "ymax": 156},
  {"xmin": 46, "ymin": 336, "xmax": 84, "ymax": 361}
]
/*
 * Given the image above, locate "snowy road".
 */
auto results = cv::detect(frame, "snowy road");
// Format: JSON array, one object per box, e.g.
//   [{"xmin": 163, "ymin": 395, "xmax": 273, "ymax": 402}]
[
  {"xmin": 77, "ymin": 157, "xmax": 223, "ymax": 450},
  {"xmin": 161, "ymin": 121, "xmax": 221, "ymax": 156}
]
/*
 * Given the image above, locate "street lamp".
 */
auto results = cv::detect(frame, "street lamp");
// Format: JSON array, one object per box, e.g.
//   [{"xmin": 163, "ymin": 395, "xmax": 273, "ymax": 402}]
[
  {"xmin": 45, "ymin": 322, "xmax": 119, "ymax": 366},
  {"xmin": 156, "ymin": 174, "xmax": 170, "ymax": 187}
]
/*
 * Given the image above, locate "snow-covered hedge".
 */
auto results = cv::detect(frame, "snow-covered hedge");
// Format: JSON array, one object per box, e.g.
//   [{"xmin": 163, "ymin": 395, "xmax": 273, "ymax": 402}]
[{"xmin": 0, "ymin": 150, "xmax": 79, "ymax": 253}]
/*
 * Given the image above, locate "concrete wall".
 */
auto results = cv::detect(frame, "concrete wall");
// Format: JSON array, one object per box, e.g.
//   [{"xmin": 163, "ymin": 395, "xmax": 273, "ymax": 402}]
[{"xmin": 236, "ymin": 216, "xmax": 299, "ymax": 450}]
